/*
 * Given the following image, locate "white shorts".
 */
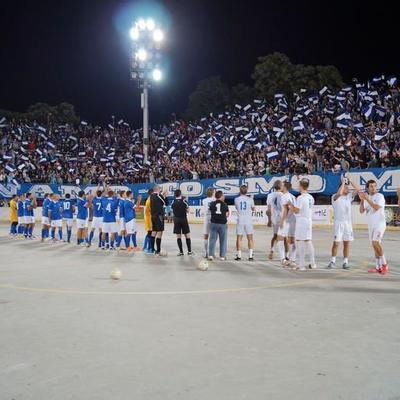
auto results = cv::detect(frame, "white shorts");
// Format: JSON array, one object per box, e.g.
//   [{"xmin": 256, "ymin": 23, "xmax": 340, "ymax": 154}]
[
  {"xmin": 333, "ymin": 221, "xmax": 353, "ymax": 242},
  {"xmin": 125, "ymin": 219, "xmax": 137, "ymax": 234},
  {"xmin": 368, "ymin": 224, "xmax": 386, "ymax": 243},
  {"xmin": 24, "ymin": 216, "xmax": 35, "ymax": 224},
  {"xmin": 295, "ymin": 219, "xmax": 312, "ymax": 241},
  {"xmin": 41, "ymin": 216, "xmax": 50, "ymax": 225},
  {"xmin": 51, "ymin": 219, "xmax": 62, "ymax": 228},
  {"xmin": 236, "ymin": 222, "xmax": 254, "ymax": 235},
  {"xmin": 278, "ymin": 219, "xmax": 296, "ymax": 237},
  {"xmin": 64, "ymin": 218, "xmax": 73, "ymax": 228},
  {"xmin": 76, "ymin": 218, "xmax": 88, "ymax": 229},
  {"xmin": 18, "ymin": 216, "xmax": 25, "ymax": 224},
  {"xmin": 203, "ymin": 220, "xmax": 211, "ymax": 235},
  {"xmin": 102, "ymin": 222, "xmax": 118, "ymax": 234},
  {"xmin": 119, "ymin": 218, "xmax": 126, "ymax": 231},
  {"xmin": 91, "ymin": 216, "xmax": 103, "ymax": 230}
]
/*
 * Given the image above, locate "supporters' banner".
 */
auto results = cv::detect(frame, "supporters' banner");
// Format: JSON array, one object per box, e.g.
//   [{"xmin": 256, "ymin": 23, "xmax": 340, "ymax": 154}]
[{"xmin": 0, "ymin": 168, "xmax": 399, "ymax": 200}]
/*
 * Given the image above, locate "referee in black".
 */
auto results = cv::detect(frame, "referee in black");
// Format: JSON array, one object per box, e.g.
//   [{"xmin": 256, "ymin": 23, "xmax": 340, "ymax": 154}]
[
  {"xmin": 150, "ymin": 185, "xmax": 167, "ymax": 255},
  {"xmin": 171, "ymin": 189, "xmax": 193, "ymax": 256}
]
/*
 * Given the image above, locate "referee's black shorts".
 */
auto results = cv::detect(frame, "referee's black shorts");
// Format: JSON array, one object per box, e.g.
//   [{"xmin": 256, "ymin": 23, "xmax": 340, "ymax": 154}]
[
  {"xmin": 151, "ymin": 214, "xmax": 165, "ymax": 232},
  {"xmin": 173, "ymin": 217, "xmax": 190, "ymax": 235}
]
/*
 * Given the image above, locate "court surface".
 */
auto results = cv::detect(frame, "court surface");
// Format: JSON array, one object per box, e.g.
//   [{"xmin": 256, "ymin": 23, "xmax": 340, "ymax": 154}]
[{"xmin": 1, "ymin": 223, "xmax": 400, "ymax": 400}]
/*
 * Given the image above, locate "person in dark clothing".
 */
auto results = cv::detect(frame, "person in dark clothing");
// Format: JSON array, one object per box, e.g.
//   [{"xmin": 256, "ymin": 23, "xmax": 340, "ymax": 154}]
[
  {"xmin": 150, "ymin": 185, "xmax": 167, "ymax": 255},
  {"xmin": 171, "ymin": 189, "xmax": 192, "ymax": 256},
  {"xmin": 208, "ymin": 190, "xmax": 230, "ymax": 260}
]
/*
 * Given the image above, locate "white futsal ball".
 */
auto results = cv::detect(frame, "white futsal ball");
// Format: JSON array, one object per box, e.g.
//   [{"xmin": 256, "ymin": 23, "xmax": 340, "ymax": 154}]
[
  {"xmin": 159, "ymin": 249, "xmax": 168, "ymax": 257},
  {"xmin": 197, "ymin": 260, "xmax": 209, "ymax": 271},
  {"xmin": 110, "ymin": 267, "xmax": 122, "ymax": 280}
]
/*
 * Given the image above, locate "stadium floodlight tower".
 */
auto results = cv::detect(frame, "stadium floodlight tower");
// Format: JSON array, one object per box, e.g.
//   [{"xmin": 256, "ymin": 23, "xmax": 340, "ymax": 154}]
[{"xmin": 130, "ymin": 18, "xmax": 164, "ymax": 164}]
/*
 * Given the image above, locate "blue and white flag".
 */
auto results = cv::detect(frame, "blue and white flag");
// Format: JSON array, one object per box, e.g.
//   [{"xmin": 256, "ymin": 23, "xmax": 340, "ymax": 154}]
[
  {"xmin": 236, "ymin": 141, "xmax": 245, "ymax": 151},
  {"xmin": 266, "ymin": 151, "xmax": 279, "ymax": 159},
  {"xmin": 81, "ymin": 120, "xmax": 88, "ymax": 126}
]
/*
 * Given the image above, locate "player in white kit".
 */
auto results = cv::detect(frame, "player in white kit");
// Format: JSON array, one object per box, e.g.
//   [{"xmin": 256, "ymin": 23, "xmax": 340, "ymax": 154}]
[
  {"xmin": 327, "ymin": 177, "xmax": 355, "ymax": 270},
  {"xmin": 277, "ymin": 181, "xmax": 296, "ymax": 267},
  {"xmin": 202, "ymin": 188, "xmax": 215, "ymax": 258},
  {"xmin": 234, "ymin": 185, "xmax": 255, "ymax": 261},
  {"xmin": 267, "ymin": 180, "xmax": 283, "ymax": 259},
  {"xmin": 359, "ymin": 179, "xmax": 388, "ymax": 274},
  {"xmin": 289, "ymin": 179, "xmax": 316, "ymax": 271}
]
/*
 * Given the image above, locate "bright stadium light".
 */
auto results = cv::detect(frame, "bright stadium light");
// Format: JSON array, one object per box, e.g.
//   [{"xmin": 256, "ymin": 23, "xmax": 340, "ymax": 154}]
[
  {"xmin": 129, "ymin": 27, "xmax": 139, "ymax": 40},
  {"xmin": 136, "ymin": 48, "xmax": 147, "ymax": 61},
  {"xmin": 152, "ymin": 69, "xmax": 162, "ymax": 81},
  {"xmin": 153, "ymin": 29, "xmax": 164, "ymax": 42},
  {"xmin": 130, "ymin": 18, "xmax": 165, "ymax": 164},
  {"xmin": 146, "ymin": 18, "xmax": 155, "ymax": 31}
]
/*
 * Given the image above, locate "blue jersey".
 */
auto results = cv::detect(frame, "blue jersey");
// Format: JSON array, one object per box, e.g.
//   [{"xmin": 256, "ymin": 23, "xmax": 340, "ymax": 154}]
[
  {"xmin": 17, "ymin": 200, "xmax": 24, "ymax": 217},
  {"xmin": 49, "ymin": 200, "xmax": 62, "ymax": 220},
  {"xmin": 124, "ymin": 199, "xmax": 136, "ymax": 222},
  {"xmin": 42, "ymin": 198, "xmax": 51, "ymax": 217},
  {"xmin": 23, "ymin": 199, "xmax": 34, "ymax": 216},
  {"xmin": 77, "ymin": 197, "xmax": 88, "ymax": 220},
  {"xmin": 62, "ymin": 199, "xmax": 74, "ymax": 219},
  {"xmin": 102, "ymin": 197, "xmax": 118, "ymax": 223},
  {"xmin": 92, "ymin": 197, "xmax": 103, "ymax": 218},
  {"xmin": 118, "ymin": 199, "xmax": 126, "ymax": 219}
]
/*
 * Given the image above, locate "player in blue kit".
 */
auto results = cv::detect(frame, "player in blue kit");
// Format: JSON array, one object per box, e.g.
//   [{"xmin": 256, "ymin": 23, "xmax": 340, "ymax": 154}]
[
  {"xmin": 124, "ymin": 191, "xmax": 142, "ymax": 251},
  {"xmin": 116, "ymin": 191, "xmax": 127, "ymax": 250},
  {"xmin": 41, "ymin": 193, "xmax": 52, "ymax": 241},
  {"xmin": 101, "ymin": 190, "xmax": 119, "ymax": 250},
  {"xmin": 88, "ymin": 189, "xmax": 104, "ymax": 247},
  {"xmin": 23, "ymin": 193, "xmax": 37, "ymax": 239},
  {"xmin": 62, "ymin": 194, "xmax": 75, "ymax": 243},
  {"xmin": 76, "ymin": 191, "xmax": 92, "ymax": 246},
  {"xmin": 48, "ymin": 194, "xmax": 63, "ymax": 242},
  {"xmin": 17, "ymin": 194, "xmax": 26, "ymax": 235}
]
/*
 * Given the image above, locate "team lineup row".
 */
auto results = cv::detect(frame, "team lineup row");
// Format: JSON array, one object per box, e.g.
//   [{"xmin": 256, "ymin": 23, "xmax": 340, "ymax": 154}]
[{"xmin": 7, "ymin": 176, "xmax": 397, "ymax": 273}]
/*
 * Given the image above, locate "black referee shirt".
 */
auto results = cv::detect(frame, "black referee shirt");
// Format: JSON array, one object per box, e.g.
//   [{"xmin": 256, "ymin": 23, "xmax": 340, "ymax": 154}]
[
  {"xmin": 150, "ymin": 192, "xmax": 167, "ymax": 216},
  {"xmin": 171, "ymin": 197, "xmax": 189, "ymax": 219},
  {"xmin": 210, "ymin": 200, "xmax": 229, "ymax": 224}
]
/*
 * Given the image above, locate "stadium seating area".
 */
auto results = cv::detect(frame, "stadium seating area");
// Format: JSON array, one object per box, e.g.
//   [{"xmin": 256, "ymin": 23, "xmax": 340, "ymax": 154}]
[{"xmin": 0, "ymin": 75, "xmax": 399, "ymax": 185}]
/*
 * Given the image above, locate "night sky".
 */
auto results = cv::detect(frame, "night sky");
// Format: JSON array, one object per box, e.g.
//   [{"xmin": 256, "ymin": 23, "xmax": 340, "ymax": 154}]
[{"xmin": 1, "ymin": 0, "xmax": 398, "ymax": 127}]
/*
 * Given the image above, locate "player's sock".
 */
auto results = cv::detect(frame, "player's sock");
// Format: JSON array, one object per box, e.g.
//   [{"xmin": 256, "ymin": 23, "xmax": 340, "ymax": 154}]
[
  {"xmin": 289, "ymin": 243, "xmax": 296, "ymax": 262},
  {"xmin": 375, "ymin": 257, "xmax": 380, "ymax": 269},
  {"xmin": 298, "ymin": 241, "xmax": 305, "ymax": 268},
  {"xmin": 249, "ymin": 249, "xmax": 254, "ymax": 258},
  {"xmin": 177, "ymin": 238, "xmax": 183, "ymax": 253},
  {"xmin": 51, "ymin": 229, "xmax": 55, "ymax": 239},
  {"xmin": 150, "ymin": 236, "xmax": 155, "ymax": 252},
  {"xmin": 98, "ymin": 232, "xmax": 102, "ymax": 247},
  {"xmin": 45, "ymin": 228, "xmax": 49, "ymax": 238},
  {"xmin": 330, "ymin": 256, "xmax": 336, "ymax": 263},
  {"xmin": 110, "ymin": 240, "xmax": 115, "ymax": 248},
  {"xmin": 58, "ymin": 229, "xmax": 62, "ymax": 240},
  {"xmin": 124, "ymin": 234, "xmax": 130, "ymax": 248},
  {"xmin": 379, "ymin": 255, "xmax": 387, "ymax": 266},
  {"xmin": 143, "ymin": 235, "xmax": 149, "ymax": 250},
  {"xmin": 237, "ymin": 250, "xmax": 242, "ymax": 258},
  {"xmin": 156, "ymin": 238, "xmax": 161, "ymax": 253},
  {"xmin": 306, "ymin": 241, "xmax": 316, "ymax": 265},
  {"xmin": 115, "ymin": 234, "xmax": 122, "ymax": 247},
  {"xmin": 132, "ymin": 233, "xmax": 137, "ymax": 247},
  {"xmin": 343, "ymin": 257, "xmax": 348, "ymax": 264},
  {"xmin": 41, "ymin": 228, "xmax": 46, "ymax": 239},
  {"xmin": 89, "ymin": 231, "xmax": 94, "ymax": 244},
  {"xmin": 203, "ymin": 239, "xmax": 208, "ymax": 256},
  {"xmin": 186, "ymin": 238, "xmax": 192, "ymax": 253},
  {"xmin": 106, "ymin": 233, "xmax": 110, "ymax": 248},
  {"xmin": 277, "ymin": 241, "xmax": 285, "ymax": 261},
  {"xmin": 67, "ymin": 229, "xmax": 72, "ymax": 242}
]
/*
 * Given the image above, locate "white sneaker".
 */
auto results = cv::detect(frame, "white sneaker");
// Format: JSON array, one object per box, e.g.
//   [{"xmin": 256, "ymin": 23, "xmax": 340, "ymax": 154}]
[
  {"xmin": 281, "ymin": 259, "xmax": 289, "ymax": 267},
  {"xmin": 208, "ymin": 256, "xmax": 214, "ymax": 261},
  {"xmin": 219, "ymin": 257, "xmax": 226, "ymax": 261},
  {"xmin": 308, "ymin": 264, "xmax": 317, "ymax": 269}
]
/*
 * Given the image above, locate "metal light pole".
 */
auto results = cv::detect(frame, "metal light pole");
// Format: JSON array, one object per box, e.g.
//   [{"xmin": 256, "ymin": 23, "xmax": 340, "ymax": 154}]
[{"xmin": 129, "ymin": 18, "xmax": 164, "ymax": 166}]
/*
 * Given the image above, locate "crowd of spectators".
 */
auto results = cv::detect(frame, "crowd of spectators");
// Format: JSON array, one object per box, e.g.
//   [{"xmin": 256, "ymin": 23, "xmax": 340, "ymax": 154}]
[{"xmin": 1, "ymin": 74, "xmax": 399, "ymax": 185}]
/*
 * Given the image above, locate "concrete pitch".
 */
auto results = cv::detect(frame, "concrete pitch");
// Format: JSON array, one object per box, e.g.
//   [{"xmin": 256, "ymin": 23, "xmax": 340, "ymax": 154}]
[{"xmin": 0, "ymin": 223, "xmax": 400, "ymax": 400}]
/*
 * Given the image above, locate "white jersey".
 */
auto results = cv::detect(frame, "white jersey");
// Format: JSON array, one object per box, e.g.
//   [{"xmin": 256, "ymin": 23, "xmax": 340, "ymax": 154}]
[
  {"xmin": 280, "ymin": 192, "xmax": 296, "ymax": 222},
  {"xmin": 332, "ymin": 193, "xmax": 353, "ymax": 223},
  {"xmin": 234, "ymin": 195, "xmax": 255, "ymax": 223},
  {"xmin": 202, "ymin": 197, "xmax": 215, "ymax": 222},
  {"xmin": 295, "ymin": 193, "xmax": 314, "ymax": 221},
  {"xmin": 267, "ymin": 191, "xmax": 282, "ymax": 223},
  {"xmin": 363, "ymin": 193, "xmax": 386, "ymax": 227}
]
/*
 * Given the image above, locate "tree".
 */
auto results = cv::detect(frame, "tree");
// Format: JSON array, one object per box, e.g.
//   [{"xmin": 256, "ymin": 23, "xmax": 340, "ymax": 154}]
[
  {"xmin": 186, "ymin": 76, "xmax": 229, "ymax": 119},
  {"xmin": 229, "ymin": 83, "xmax": 257, "ymax": 106},
  {"xmin": 252, "ymin": 52, "xmax": 344, "ymax": 99}
]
